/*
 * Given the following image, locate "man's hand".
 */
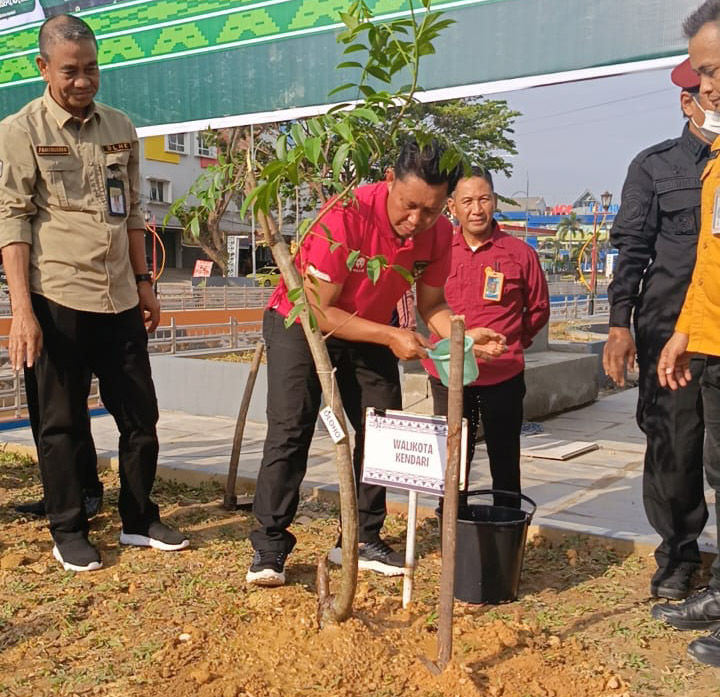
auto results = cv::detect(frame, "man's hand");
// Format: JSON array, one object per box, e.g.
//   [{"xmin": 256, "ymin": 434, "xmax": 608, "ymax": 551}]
[
  {"xmin": 658, "ymin": 331, "xmax": 692, "ymax": 390},
  {"xmin": 388, "ymin": 329, "xmax": 433, "ymax": 360},
  {"xmin": 138, "ymin": 283, "xmax": 160, "ymax": 332},
  {"xmin": 602, "ymin": 327, "xmax": 636, "ymax": 386},
  {"xmin": 466, "ymin": 327, "xmax": 507, "ymax": 362},
  {"xmin": 9, "ymin": 308, "xmax": 42, "ymax": 371}
]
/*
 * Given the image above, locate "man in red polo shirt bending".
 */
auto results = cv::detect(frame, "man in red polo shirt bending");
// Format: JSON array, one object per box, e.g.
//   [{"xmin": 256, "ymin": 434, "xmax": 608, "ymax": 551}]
[
  {"xmin": 246, "ymin": 142, "xmax": 507, "ymax": 586},
  {"xmin": 423, "ymin": 167, "xmax": 549, "ymax": 509}
]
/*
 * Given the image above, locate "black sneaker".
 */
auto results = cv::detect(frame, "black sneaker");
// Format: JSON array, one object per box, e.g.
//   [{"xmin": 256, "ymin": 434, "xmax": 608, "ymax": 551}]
[
  {"xmin": 245, "ymin": 549, "xmax": 288, "ymax": 587},
  {"xmin": 119, "ymin": 521, "xmax": 189, "ymax": 551},
  {"xmin": 328, "ymin": 538, "xmax": 404, "ymax": 577},
  {"xmin": 53, "ymin": 538, "xmax": 102, "ymax": 572},
  {"xmin": 689, "ymin": 626, "xmax": 720, "ymax": 667},
  {"xmin": 650, "ymin": 562, "xmax": 697, "ymax": 600},
  {"xmin": 651, "ymin": 587, "xmax": 720, "ymax": 630}
]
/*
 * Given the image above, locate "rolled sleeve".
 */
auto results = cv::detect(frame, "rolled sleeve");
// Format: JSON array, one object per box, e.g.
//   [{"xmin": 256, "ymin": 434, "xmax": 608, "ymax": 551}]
[
  {"xmin": 0, "ymin": 122, "xmax": 36, "ymax": 248},
  {"xmin": 302, "ymin": 205, "xmax": 352, "ymax": 285}
]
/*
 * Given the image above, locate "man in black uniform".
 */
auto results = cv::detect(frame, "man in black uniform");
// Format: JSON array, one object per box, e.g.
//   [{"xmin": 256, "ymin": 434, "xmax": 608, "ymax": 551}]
[{"xmin": 603, "ymin": 59, "xmax": 713, "ymax": 599}]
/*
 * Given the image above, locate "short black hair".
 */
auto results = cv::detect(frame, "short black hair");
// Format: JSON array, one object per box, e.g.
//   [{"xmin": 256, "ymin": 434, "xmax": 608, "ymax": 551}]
[
  {"xmin": 39, "ymin": 14, "xmax": 97, "ymax": 61},
  {"xmin": 394, "ymin": 139, "xmax": 463, "ymax": 195},
  {"xmin": 459, "ymin": 165, "xmax": 495, "ymax": 193},
  {"xmin": 683, "ymin": 0, "xmax": 720, "ymax": 39}
]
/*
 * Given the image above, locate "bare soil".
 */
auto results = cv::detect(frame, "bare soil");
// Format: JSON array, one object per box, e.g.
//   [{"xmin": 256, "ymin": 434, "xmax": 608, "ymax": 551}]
[{"xmin": 0, "ymin": 452, "xmax": 718, "ymax": 697}]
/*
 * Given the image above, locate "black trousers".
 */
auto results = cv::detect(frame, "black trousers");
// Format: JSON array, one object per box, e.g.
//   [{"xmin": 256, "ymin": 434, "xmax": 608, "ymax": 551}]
[
  {"xmin": 636, "ymin": 348, "xmax": 707, "ymax": 568},
  {"xmin": 26, "ymin": 294, "xmax": 160, "ymax": 545},
  {"xmin": 25, "ymin": 367, "xmax": 102, "ymax": 497},
  {"xmin": 251, "ymin": 309, "xmax": 402, "ymax": 553},
  {"xmin": 701, "ymin": 359, "xmax": 720, "ymax": 589},
  {"xmin": 430, "ymin": 372, "xmax": 526, "ymax": 508}
]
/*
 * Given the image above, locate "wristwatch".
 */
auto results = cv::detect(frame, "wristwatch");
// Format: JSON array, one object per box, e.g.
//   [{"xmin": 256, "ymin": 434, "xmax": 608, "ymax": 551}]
[{"xmin": 135, "ymin": 273, "xmax": 153, "ymax": 284}]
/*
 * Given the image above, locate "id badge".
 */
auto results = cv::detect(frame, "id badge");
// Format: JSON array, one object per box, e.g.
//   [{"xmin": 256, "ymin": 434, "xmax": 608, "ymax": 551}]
[
  {"xmin": 483, "ymin": 266, "xmax": 504, "ymax": 301},
  {"xmin": 713, "ymin": 187, "xmax": 720, "ymax": 237},
  {"xmin": 107, "ymin": 178, "xmax": 126, "ymax": 216}
]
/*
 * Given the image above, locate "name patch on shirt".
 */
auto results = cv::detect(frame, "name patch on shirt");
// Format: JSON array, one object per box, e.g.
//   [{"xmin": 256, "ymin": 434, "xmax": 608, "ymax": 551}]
[
  {"xmin": 102, "ymin": 142, "xmax": 132, "ymax": 153},
  {"xmin": 36, "ymin": 146, "xmax": 69, "ymax": 155}
]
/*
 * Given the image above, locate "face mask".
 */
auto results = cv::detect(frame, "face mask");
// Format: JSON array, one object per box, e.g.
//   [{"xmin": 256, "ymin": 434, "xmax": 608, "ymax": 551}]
[{"xmin": 692, "ymin": 95, "xmax": 720, "ymax": 141}]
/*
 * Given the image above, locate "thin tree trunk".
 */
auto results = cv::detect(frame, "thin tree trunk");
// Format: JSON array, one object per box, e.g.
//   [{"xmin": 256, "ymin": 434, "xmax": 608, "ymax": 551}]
[
  {"xmin": 437, "ymin": 316, "xmax": 465, "ymax": 670},
  {"xmin": 224, "ymin": 341, "xmax": 264, "ymax": 510}
]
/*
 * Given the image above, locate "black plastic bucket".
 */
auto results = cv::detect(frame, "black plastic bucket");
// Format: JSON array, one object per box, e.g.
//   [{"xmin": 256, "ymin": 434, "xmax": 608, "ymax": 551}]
[{"xmin": 437, "ymin": 489, "xmax": 536, "ymax": 604}]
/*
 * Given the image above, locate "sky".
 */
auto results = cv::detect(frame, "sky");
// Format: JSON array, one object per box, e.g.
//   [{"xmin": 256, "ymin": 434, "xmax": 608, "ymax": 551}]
[{"xmin": 492, "ymin": 66, "xmax": 685, "ymax": 207}]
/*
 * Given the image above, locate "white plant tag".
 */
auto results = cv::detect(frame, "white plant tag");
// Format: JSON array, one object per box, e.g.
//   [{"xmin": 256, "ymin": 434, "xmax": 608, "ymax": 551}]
[{"xmin": 320, "ymin": 406, "xmax": 346, "ymax": 443}]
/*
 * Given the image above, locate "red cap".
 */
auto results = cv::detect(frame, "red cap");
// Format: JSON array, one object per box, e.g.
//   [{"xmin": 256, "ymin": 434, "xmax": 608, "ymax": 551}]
[{"xmin": 671, "ymin": 57, "xmax": 700, "ymax": 91}]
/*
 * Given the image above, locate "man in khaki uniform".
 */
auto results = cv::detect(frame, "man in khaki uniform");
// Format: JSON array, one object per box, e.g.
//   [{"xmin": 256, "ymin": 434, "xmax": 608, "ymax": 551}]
[{"xmin": 0, "ymin": 14, "xmax": 187, "ymax": 572}]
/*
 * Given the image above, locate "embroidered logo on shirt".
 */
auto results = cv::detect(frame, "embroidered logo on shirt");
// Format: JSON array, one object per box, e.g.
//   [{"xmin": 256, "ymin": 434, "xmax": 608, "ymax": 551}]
[
  {"xmin": 102, "ymin": 143, "xmax": 132, "ymax": 153},
  {"xmin": 36, "ymin": 146, "xmax": 70, "ymax": 155},
  {"xmin": 411, "ymin": 260, "xmax": 429, "ymax": 279},
  {"xmin": 352, "ymin": 257, "xmax": 366, "ymax": 272}
]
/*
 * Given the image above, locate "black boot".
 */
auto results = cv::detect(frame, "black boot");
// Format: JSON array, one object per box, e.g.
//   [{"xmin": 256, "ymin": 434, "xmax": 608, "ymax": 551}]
[
  {"xmin": 13, "ymin": 499, "xmax": 46, "ymax": 516},
  {"xmin": 650, "ymin": 562, "xmax": 698, "ymax": 600},
  {"xmin": 651, "ymin": 588, "xmax": 720, "ymax": 630},
  {"xmin": 688, "ymin": 627, "xmax": 720, "ymax": 667}
]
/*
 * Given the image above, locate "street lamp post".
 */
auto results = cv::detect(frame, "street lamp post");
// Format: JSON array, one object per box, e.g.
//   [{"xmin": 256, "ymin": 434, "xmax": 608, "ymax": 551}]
[{"xmin": 588, "ymin": 190, "xmax": 612, "ymax": 315}]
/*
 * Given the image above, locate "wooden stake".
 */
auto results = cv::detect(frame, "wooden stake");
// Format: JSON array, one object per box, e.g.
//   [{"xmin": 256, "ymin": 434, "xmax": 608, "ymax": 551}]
[
  {"xmin": 223, "ymin": 340, "xmax": 265, "ymax": 510},
  {"xmin": 437, "ymin": 317, "xmax": 465, "ymax": 670}
]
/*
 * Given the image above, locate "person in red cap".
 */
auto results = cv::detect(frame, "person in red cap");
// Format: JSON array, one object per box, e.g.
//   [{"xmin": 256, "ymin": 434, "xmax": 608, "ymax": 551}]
[{"xmin": 603, "ymin": 54, "xmax": 715, "ymax": 600}]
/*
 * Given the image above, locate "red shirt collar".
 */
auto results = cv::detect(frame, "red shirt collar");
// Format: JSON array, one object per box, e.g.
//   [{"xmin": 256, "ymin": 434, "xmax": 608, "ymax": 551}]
[{"xmin": 453, "ymin": 220, "xmax": 505, "ymax": 250}]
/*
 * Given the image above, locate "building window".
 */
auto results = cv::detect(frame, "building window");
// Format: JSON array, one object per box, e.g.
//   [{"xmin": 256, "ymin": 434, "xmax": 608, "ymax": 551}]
[
  {"xmin": 166, "ymin": 133, "xmax": 186, "ymax": 154},
  {"xmin": 195, "ymin": 133, "xmax": 217, "ymax": 158},
  {"xmin": 149, "ymin": 179, "xmax": 169, "ymax": 203}
]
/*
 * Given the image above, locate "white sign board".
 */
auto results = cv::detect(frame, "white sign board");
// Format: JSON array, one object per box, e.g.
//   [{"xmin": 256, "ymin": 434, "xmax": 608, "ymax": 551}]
[
  {"xmin": 226, "ymin": 235, "xmax": 239, "ymax": 278},
  {"xmin": 362, "ymin": 408, "xmax": 467, "ymax": 495}
]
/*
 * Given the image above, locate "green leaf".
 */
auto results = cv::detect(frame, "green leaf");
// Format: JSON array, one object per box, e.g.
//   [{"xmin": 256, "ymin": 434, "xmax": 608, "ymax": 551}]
[
  {"xmin": 329, "ymin": 241, "xmax": 343, "ymax": 253},
  {"xmin": 366, "ymin": 257, "xmax": 382, "ymax": 284},
  {"xmin": 366, "ymin": 65, "xmax": 391, "ymax": 83},
  {"xmin": 332, "ymin": 143, "xmax": 351, "ymax": 177},
  {"xmin": 275, "ymin": 134, "xmax": 287, "ymax": 160},
  {"xmin": 346, "ymin": 249, "xmax": 361, "ymax": 271},
  {"xmin": 351, "ymin": 107, "xmax": 380, "ymax": 123},
  {"xmin": 439, "ymin": 147, "xmax": 461, "ymax": 174},
  {"xmin": 189, "ymin": 216, "xmax": 200, "ymax": 239},
  {"xmin": 334, "ymin": 121, "xmax": 354, "ymax": 143},
  {"xmin": 287, "ymin": 286, "xmax": 303, "ymax": 303},
  {"xmin": 340, "ymin": 11, "xmax": 359, "ymax": 31},
  {"xmin": 303, "ymin": 137, "xmax": 322, "ymax": 165},
  {"xmin": 328, "ymin": 83, "xmax": 356, "ymax": 97},
  {"xmin": 391, "ymin": 264, "xmax": 415, "ymax": 284},
  {"xmin": 337, "ymin": 61, "xmax": 363, "ymax": 69},
  {"xmin": 284, "ymin": 303, "xmax": 304, "ymax": 327},
  {"xmin": 290, "ymin": 123, "xmax": 306, "ymax": 146},
  {"xmin": 343, "ymin": 43, "xmax": 368, "ymax": 54}
]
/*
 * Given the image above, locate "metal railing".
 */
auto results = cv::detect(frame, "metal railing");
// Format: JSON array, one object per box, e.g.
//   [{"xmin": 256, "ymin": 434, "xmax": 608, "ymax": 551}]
[
  {"xmin": 149, "ymin": 318, "xmax": 262, "ymax": 354},
  {"xmin": 550, "ymin": 297, "xmax": 609, "ymax": 320},
  {"xmin": 156, "ymin": 285, "xmax": 274, "ymax": 310}
]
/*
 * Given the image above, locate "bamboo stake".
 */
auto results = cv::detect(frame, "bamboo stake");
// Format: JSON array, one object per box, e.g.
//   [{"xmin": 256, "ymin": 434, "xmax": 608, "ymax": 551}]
[
  {"xmin": 437, "ymin": 316, "xmax": 465, "ymax": 670},
  {"xmin": 223, "ymin": 340, "xmax": 265, "ymax": 510}
]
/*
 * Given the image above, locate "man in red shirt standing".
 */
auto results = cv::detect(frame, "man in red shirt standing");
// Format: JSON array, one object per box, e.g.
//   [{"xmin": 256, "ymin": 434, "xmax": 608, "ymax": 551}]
[
  {"xmin": 246, "ymin": 142, "xmax": 506, "ymax": 587},
  {"xmin": 423, "ymin": 167, "xmax": 549, "ymax": 508}
]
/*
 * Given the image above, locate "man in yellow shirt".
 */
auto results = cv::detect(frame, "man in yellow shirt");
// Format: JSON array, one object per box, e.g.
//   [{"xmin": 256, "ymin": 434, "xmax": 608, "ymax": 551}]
[{"xmin": 653, "ymin": 0, "xmax": 720, "ymax": 668}]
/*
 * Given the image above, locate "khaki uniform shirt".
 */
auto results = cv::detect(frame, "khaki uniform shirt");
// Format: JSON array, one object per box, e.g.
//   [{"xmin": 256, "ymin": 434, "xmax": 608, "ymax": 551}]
[
  {"xmin": 675, "ymin": 137, "xmax": 720, "ymax": 356},
  {"xmin": 0, "ymin": 87, "xmax": 144, "ymax": 313}
]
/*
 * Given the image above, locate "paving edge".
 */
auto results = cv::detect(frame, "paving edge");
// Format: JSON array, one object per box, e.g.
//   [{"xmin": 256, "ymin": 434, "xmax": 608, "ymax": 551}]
[{"xmin": 3, "ymin": 443, "xmax": 715, "ymax": 563}]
